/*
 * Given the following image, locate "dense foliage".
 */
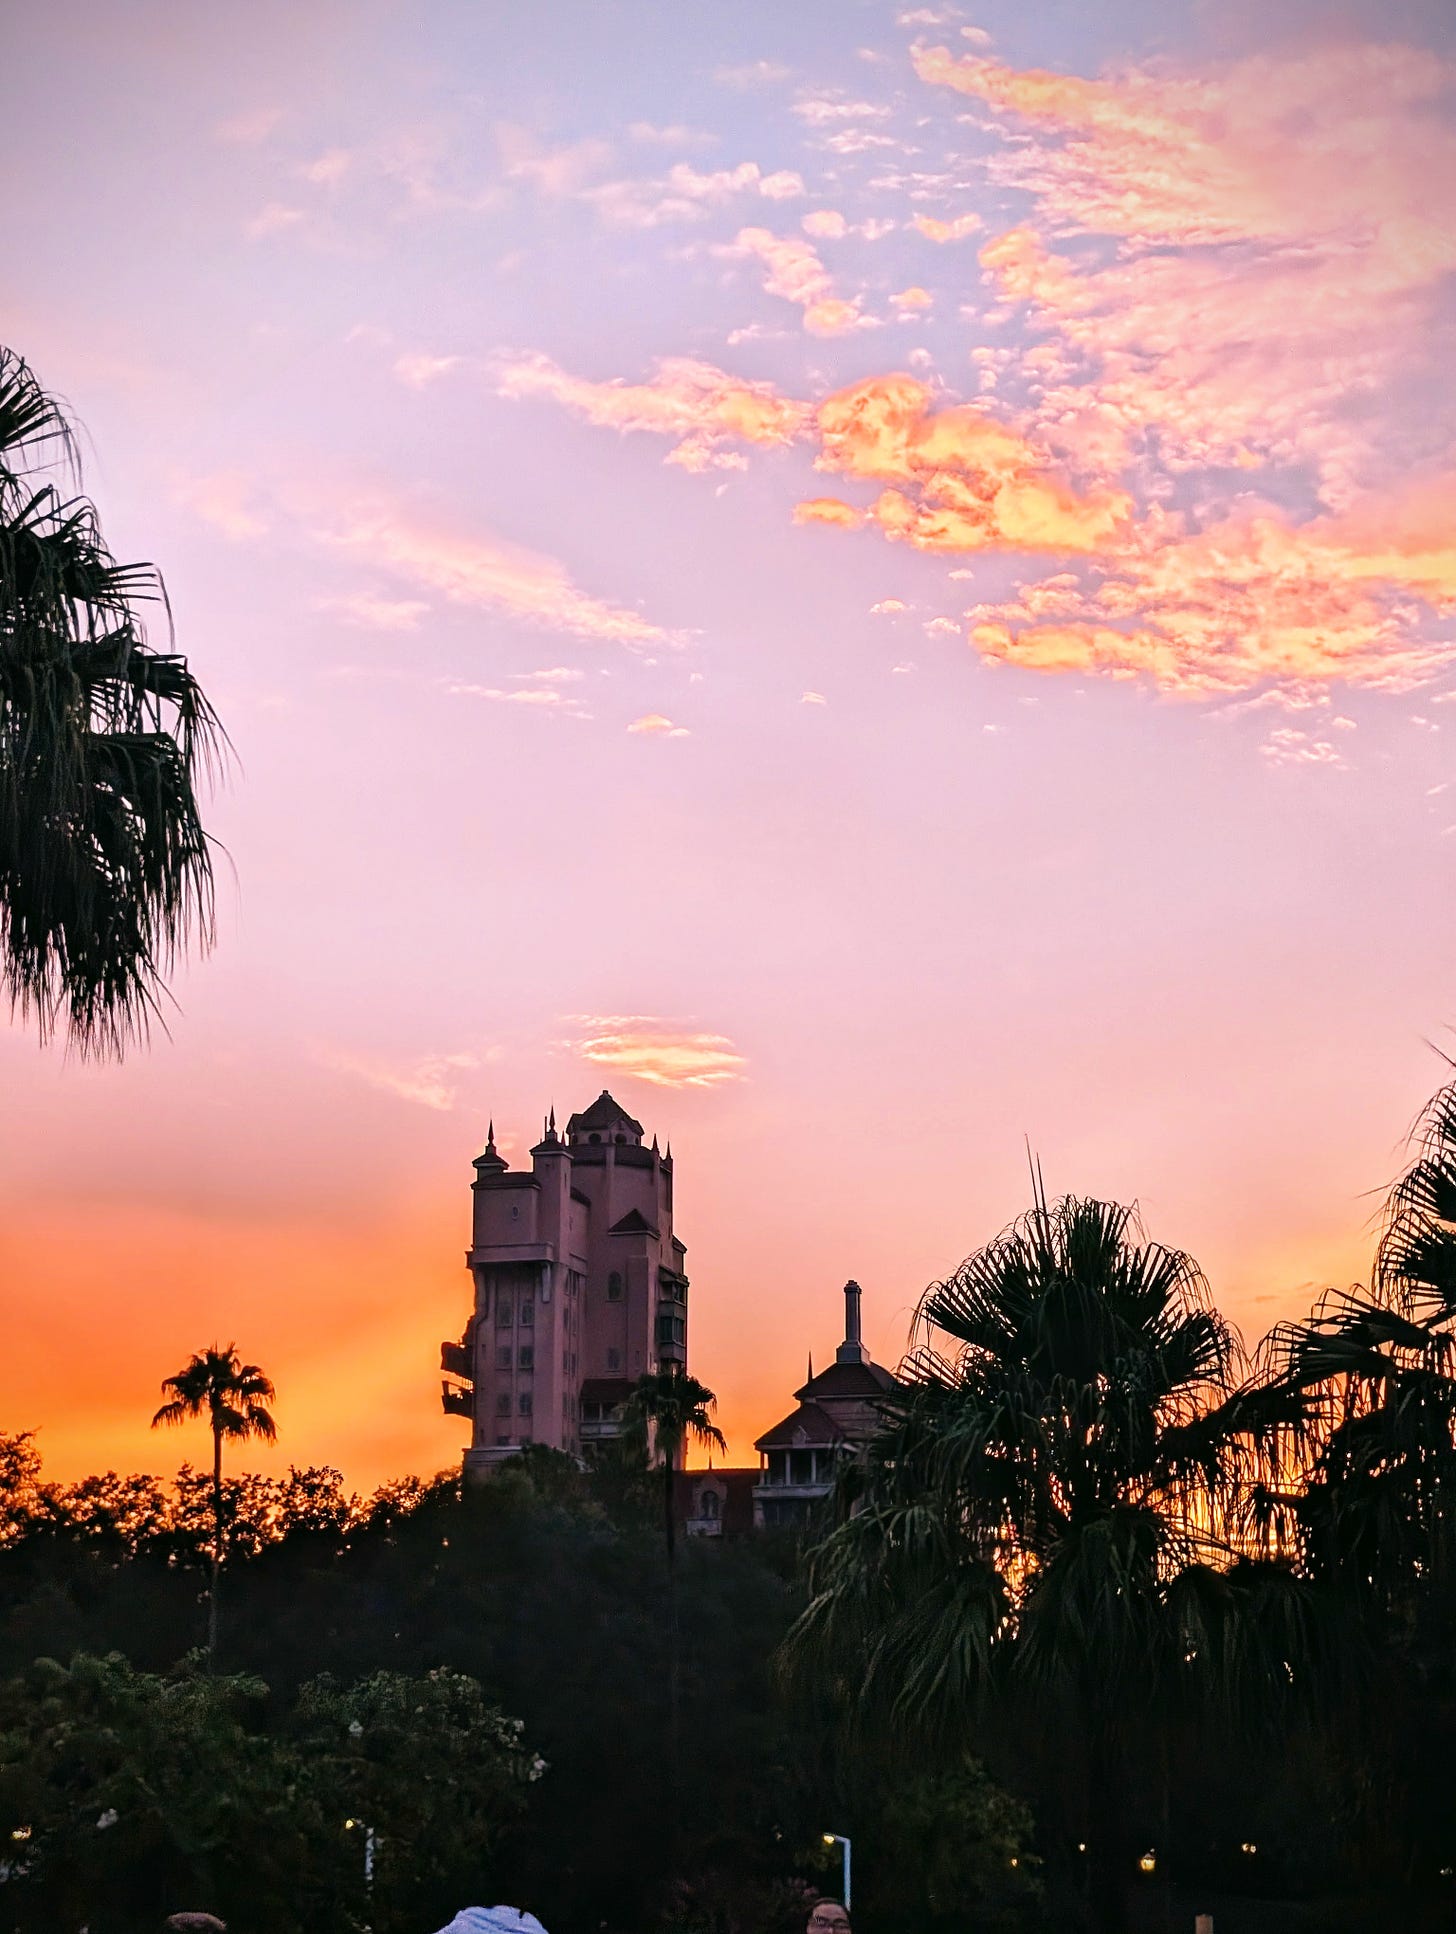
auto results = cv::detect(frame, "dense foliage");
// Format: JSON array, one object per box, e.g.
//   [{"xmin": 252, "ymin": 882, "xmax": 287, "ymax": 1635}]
[{"xmin": 8, "ymin": 1079, "xmax": 1456, "ymax": 1932}]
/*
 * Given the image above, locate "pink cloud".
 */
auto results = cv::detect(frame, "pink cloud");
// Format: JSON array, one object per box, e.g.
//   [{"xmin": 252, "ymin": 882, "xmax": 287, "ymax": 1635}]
[
  {"xmin": 495, "ymin": 351, "xmax": 810, "ymax": 471},
  {"xmin": 913, "ymin": 212, "xmax": 983, "ymax": 242},
  {"xmin": 309, "ymin": 493, "xmax": 673, "ymax": 647},
  {"xmin": 917, "ymin": 40, "xmax": 1456, "ymax": 502},
  {"xmin": 626, "ymin": 713, "xmax": 690, "ymax": 737},
  {"xmin": 729, "ymin": 226, "xmax": 868, "ymax": 335},
  {"xmin": 562, "ymin": 1016, "xmax": 745, "ymax": 1088}
]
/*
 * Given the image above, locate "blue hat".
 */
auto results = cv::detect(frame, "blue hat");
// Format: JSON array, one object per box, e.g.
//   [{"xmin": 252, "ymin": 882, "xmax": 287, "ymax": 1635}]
[{"xmin": 435, "ymin": 1912, "xmax": 548, "ymax": 1934}]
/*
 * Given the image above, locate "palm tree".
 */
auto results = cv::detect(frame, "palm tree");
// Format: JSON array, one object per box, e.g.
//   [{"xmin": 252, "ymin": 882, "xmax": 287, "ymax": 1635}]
[
  {"xmin": 1254, "ymin": 1076, "xmax": 1456, "ymax": 1600},
  {"xmin": 151, "ymin": 1344, "xmax": 276, "ymax": 1665},
  {"xmin": 0, "ymin": 346, "xmax": 223, "ymax": 1055},
  {"xmin": 624, "ymin": 1365, "xmax": 726, "ymax": 1565},
  {"xmin": 787, "ymin": 1192, "xmax": 1313, "ymax": 1933}
]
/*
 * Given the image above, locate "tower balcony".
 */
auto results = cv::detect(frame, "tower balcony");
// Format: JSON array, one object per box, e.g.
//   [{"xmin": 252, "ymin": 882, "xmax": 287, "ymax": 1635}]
[{"xmin": 441, "ymin": 1381, "xmax": 473, "ymax": 1419}]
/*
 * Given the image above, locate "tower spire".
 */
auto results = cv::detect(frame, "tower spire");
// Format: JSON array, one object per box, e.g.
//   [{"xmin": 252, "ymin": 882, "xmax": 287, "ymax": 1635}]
[{"xmin": 836, "ymin": 1279, "xmax": 866, "ymax": 1365}]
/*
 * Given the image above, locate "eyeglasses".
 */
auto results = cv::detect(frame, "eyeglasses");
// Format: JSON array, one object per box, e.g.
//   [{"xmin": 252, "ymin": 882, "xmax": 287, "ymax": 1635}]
[{"xmin": 810, "ymin": 1917, "xmax": 850, "ymax": 1929}]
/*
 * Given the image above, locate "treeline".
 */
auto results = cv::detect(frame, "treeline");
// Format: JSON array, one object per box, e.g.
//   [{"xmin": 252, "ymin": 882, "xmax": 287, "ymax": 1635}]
[
  {"xmin": 9, "ymin": 1079, "xmax": 1456, "ymax": 1934},
  {"xmin": 0, "ymin": 1444, "xmax": 1036, "ymax": 1934}
]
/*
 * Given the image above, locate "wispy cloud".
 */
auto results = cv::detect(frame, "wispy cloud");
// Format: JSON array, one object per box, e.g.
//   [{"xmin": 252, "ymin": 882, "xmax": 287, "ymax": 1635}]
[
  {"xmin": 315, "ymin": 1047, "xmax": 481, "ymax": 1111},
  {"xmin": 496, "ymin": 350, "xmax": 809, "ymax": 471},
  {"xmin": 315, "ymin": 592, "xmax": 431, "ymax": 632},
  {"xmin": 309, "ymin": 493, "xmax": 675, "ymax": 648},
  {"xmin": 627, "ymin": 713, "xmax": 690, "ymax": 737},
  {"xmin": 562, "ymin": 1016, "xmax": 746, "ymax": 1088},
  {"xmin": 216, "ymin": 107, "xmax": 281, "ymax": 146},
  {"xmin": 245, "ymin": 201, "xmax": 305, "ymax": 240}
]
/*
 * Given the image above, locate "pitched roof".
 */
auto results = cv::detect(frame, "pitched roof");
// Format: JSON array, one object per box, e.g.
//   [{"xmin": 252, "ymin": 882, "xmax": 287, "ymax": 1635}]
[
  {"xmin": 566, "ymin": 1090, "xmax": 645, "ymax": 1137},
  {"xmin": 754, "ymin": 1400, "xmax": 850, "ymax": 1451},
  {"xmin": 609, "ymin": 1206, "xmax": 660, "ymax": 1238},
  {"xmin": 794, "ymin": 1358, "xmax": 901, "ymax": 1402}
]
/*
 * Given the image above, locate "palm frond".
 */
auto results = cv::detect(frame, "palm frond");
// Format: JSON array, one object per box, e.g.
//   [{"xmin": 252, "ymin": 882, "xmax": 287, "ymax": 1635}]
[{"xmin": 0, "ymin": 345, "xmax": 226, "ymax": 1055}]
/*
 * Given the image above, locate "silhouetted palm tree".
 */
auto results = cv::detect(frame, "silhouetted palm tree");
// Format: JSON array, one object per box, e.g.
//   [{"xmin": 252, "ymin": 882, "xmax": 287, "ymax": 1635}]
[
  {"xmin": 788, "ymin": 1192, "xmax": 1312, "ymax": 1933},
  {"xmin": 624, "ymin": 1365, "xmax": 726, "ymax": 1564},
  {"xmin": 0, "ymin": 347, "xmax": 222, "ymax": 1054},
  {"xmin": 152, "ymin": 1345, "xmax": 275, "ymax": 1665},
  {"xmin": 1256, "ymin": 1077, "xmax": 1456, "ymax": 1602}
]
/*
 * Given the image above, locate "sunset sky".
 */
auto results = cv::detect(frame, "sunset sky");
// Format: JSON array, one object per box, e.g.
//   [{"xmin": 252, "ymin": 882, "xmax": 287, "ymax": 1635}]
[{"xmin": 4, "ymin": 0, "xmax": 1456, "ymax": 1485}]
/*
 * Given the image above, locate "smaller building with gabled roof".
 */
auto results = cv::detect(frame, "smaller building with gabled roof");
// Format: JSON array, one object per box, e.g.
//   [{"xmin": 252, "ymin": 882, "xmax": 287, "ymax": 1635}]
[{"xmin": 753, "ymin": 1279, "xmax": 899, "ymax": 1529}]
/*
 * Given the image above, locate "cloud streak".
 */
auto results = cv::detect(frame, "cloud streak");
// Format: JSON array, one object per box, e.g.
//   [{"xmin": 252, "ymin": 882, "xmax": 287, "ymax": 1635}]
[{"xmin": 562, "ymin": 1016, "xmax": 746, "ymax": 1088}]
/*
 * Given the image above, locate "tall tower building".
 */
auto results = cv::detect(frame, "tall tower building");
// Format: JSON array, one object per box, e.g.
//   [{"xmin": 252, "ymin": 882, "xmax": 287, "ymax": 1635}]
[{"xmin": 441, "ymin": 1090, "xmax": 688, "ymax": 1476}]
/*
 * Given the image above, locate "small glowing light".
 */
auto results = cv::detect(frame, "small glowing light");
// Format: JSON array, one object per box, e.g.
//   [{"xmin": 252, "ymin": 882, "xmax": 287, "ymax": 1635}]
[
  {"xmin": 1009, "ymin": 1857, "xmax": 1019, "ymax": 1869},
  {"xmin": 11, "ymin": 1827, "xmax": 31, "ymax": 1843},
  {"xmin": 1441, "ymin": 1866, "xmax": 1453, "ymax": 1879},
  {"xmin": 822, "ymin": 1834, "xmax": 836, "ymax": 1847},
  {"xmin": 345, "ymin": 1819, "xmax": 358, "ymax": 1830},
  {"xmin": 1240, "ymin": 1841, "xmax": 1257, "ymax": 1856},
  {"xmin": 1077, "ymin": 1843, "xmax": 1087, "ymax": 1854},
  {"xmin": 1138, "ymin": 1851, "xmax": 1157, "ymax": 1875}
]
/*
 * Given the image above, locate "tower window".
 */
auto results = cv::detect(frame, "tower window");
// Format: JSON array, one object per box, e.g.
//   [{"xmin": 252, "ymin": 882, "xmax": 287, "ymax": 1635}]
[
  {"xmin": 495, "ymin": 1393, "xmax": 510, "ymax": 1416},
  {"xmin": 518, "ymin": 1392, "xmax": 533, "ymax": 1417},
  {"xmin": 497, "ymin": 1346, "xmax": 511, "ymax": 1371},
  {"xmin": 518, "ymin": 1345, "xmax": 534, "ymax": 1371},
  {"xmin": 497, "ymin": 1296, "xmax": 513, "ymax": 1327},
  {"xmin": 607, "ymin": 1272, "xmax": 623, "ymax": 1301},
  {"xmin": 520, "ymin": 1297, "xmax": 534, "ymax": 1328},
  {"xmin": 607, "ymin": 1347, "xmax": 620, "ymax": 1371}
]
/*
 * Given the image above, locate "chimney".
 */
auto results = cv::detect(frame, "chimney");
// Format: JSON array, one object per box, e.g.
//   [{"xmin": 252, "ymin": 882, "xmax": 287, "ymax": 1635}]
[{"xmin": 836, "ymin": 1279, "xmax": 866, "ymax": 1365}]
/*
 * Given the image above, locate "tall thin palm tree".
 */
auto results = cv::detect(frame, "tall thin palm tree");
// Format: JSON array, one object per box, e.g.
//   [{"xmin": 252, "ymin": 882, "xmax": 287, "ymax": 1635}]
[
  {"xmin": 624, "ymin": 1365, "xmax": 727, "ymax": 1565},
  {"xmin": 0, "ymin": 346, "xmax": 223, "ymax": 1055},
  {"xmin": 152, "ymin": 1344, "xmax": 276, "ymax": 1665},
  {"xmin": 787, "ymin": 1192, "xmax": 1311, "ymax": 1934},
  {"xmin": 623, "ymin": 1364, "xmax": 727, "ymax": 1811}
]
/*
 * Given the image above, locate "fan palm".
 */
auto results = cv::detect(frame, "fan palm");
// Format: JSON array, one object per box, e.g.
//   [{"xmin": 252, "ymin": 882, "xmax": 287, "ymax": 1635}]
[
  {"xmin": 0, "ymin": 347, "xmax": 222, "ymax": 1055},
  {"xmin": 151, "ymin": 1344, "xmax": 276, "ymax": 1666},
  {"xmin": 787, "ymin": 1192, "xmax": 1314, "ymax": 1933},
  {"xmin": 1256, "ymin": 1076, "xmax": 1456, "ymax": 1600}
]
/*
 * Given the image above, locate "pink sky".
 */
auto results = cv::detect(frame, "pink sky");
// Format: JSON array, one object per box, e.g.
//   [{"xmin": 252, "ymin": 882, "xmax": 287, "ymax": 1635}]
[{"xmin": 3, "ymin": 0, "xmax": 1455, "ymax": 1483}]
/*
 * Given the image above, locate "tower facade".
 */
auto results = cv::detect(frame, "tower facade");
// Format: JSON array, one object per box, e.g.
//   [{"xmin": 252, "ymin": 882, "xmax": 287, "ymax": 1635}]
[{"xmin": 441, "ymin": 1090, "xmax": 688, "ymax": 1475}]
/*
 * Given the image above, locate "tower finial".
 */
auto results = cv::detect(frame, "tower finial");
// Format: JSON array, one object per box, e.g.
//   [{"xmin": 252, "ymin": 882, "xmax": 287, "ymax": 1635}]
[
  {"xmin": 836, "ymin": 1279, "xmax": 866, "ymax": 1365},
  {"xmin": 486, "ymin": 1117, "xmax": 496, "ymax": 1148},
  {"xmin": 549, "ymin": 1103, "xmax": 556, "ymax": 1136}
]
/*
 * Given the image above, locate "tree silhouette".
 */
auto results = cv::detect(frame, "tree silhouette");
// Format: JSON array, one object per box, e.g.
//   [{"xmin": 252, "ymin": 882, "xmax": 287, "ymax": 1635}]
[{"xmin": 152, "ymin": 1345, "xmax": 275, "ymax": 1665}]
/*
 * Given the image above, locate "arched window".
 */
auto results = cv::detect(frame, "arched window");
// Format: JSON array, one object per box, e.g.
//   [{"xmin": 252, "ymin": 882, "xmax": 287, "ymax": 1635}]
[{"xmin": 700, "ymin": 1489, "xmax": 720, "ymax": 1519}]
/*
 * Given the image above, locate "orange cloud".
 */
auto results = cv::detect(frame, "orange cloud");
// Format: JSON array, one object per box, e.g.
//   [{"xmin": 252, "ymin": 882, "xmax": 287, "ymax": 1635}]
[
  {"xmin": 966, "ymin": 494, "xmax": 1456, "ymax": 696},
  {"xmin": 812, "ymin": 374, "xmax": 1131, "ymax": 554},
  {"xmin": 562, "ymin": 1016, "xmax": 746, "ymax": 1089},
  {"xmin": 627, "ymin": 713, "xmax": 690, "ymax": 737},
  {"xmin": 793, "ymin": 497, "xmax": 864, "ymax": 528},
  {"xmin": 496, "ymin": 351, "xmax": 810, "ymax": 471}
]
